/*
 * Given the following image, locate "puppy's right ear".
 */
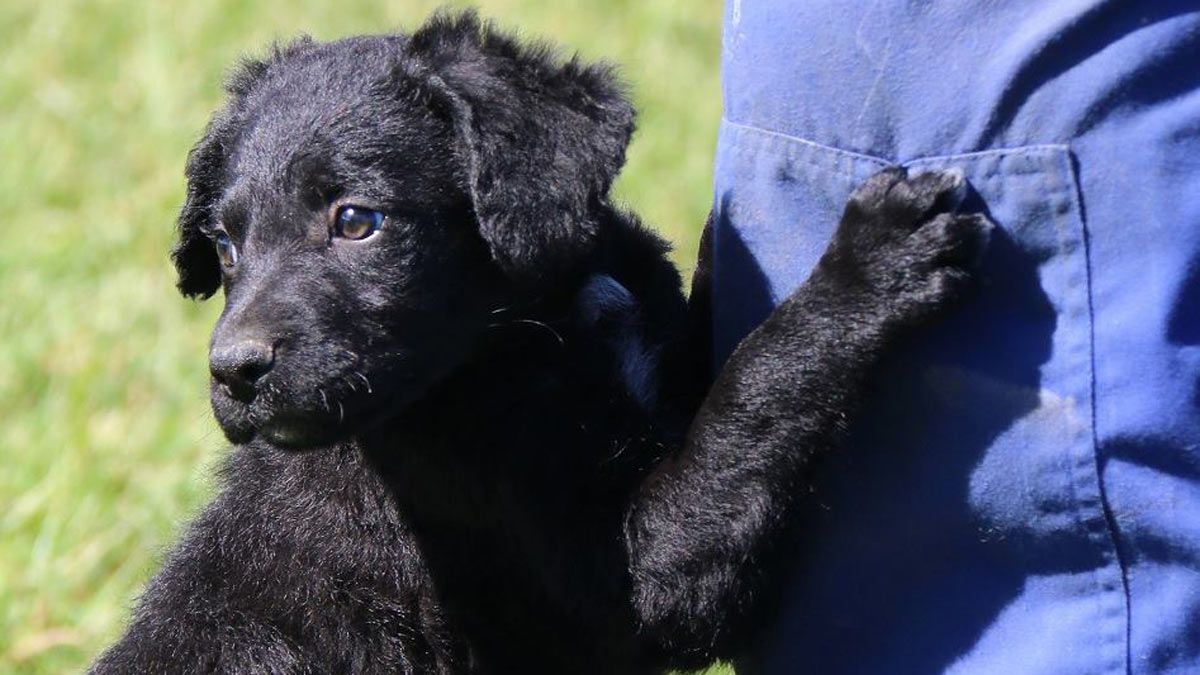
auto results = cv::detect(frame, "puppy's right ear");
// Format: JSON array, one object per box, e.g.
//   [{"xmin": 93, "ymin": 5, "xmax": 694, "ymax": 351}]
[{"xmin": 171, "ymin": 112, "xmax": 231, "ymax": 299}]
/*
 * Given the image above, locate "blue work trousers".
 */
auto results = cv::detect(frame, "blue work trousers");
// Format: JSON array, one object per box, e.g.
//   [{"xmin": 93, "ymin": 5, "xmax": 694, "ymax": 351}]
[{"xmin": 711, "ymin": 3, "xmax": 1200, "ymax": 673}]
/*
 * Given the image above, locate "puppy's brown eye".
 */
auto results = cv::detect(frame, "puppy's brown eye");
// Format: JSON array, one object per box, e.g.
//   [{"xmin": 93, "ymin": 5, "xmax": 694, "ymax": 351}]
[
  {"xmin": 214, "ymin": 231, "xmax": 238, "ymax": 267},
  {"xmin": 334, "ymin": 206, "xmax": 384, "ymax": 241}
]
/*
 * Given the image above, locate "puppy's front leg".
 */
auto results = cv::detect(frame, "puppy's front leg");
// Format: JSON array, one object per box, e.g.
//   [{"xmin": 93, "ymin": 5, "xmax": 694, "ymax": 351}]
[{"xmin": 626, "ymin": 168, "xmax": 991, "ymax": 666}]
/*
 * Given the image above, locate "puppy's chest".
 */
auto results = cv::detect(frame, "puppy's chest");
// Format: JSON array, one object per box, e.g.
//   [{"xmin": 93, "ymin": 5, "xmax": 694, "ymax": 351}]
[{"xmin": 268, "ymin": 443, "xmax": 633, "ymax": 673}]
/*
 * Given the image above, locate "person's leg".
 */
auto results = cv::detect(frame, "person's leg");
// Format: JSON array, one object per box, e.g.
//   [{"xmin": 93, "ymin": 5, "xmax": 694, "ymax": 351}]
[{"xmin": 713, "ymin": 2, "xmax": 1200, "ymax": 672}]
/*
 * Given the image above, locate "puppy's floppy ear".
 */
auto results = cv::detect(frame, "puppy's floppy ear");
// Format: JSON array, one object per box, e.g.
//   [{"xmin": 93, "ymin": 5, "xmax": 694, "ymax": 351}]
[
  {"xmin": 172, "ymin": 38, "xmax": 317, "ymax": 299},
  {"xmin": 171, "ymin": 112, "xmax": 230, "ymax": 299},
  {"xmin": 406, "ymin": 11, "xmax": 636, "ymax": 286}
]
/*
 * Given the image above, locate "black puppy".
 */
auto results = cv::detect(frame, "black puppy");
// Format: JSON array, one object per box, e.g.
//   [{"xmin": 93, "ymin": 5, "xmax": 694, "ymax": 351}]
[{"xmin": 93, "ymin": 12, "xmax": 990, "ymax": 674}]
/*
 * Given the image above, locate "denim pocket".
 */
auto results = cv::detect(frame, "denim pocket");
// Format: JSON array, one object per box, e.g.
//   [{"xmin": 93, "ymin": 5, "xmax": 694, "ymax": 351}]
[{"xmin": 715, "ymin": 119, "xmax": 1127, "ymax": 675}]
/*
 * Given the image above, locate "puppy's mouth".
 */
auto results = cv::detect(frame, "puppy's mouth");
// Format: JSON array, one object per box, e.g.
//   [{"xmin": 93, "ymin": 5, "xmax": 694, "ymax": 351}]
[
  {"xmin": 209, "ymin": 383, "xmax": 359, "ymax": 452},
  {"xmin": 214, "ymin": 400, "xmax": 365, "ymax": 451},
  {"xmin": 258, "ymin": 414, "xmax": 343, "ymax": 449},
  {"xmin": 209, "ymin": 369, "xmax": 415, "ymax": 450}
]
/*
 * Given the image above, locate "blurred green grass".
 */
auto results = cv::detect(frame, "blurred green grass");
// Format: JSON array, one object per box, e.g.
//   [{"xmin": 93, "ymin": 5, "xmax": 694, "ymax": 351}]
[{"xmin": 0, "ymin": 0, "xmax": 724, "ymax": 672}]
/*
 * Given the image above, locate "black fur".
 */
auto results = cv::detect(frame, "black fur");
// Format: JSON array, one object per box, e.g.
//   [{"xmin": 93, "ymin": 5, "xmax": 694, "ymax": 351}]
[{"xmin": 93, "ymin": 11, "xmax": 990, "ymax": 674}]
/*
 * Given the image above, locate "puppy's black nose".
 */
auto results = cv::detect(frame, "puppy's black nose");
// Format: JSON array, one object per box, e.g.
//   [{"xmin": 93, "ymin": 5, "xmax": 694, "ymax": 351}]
[{"xmin": 210, "ymin": 339, "xmax": 275, "ymax": 401}]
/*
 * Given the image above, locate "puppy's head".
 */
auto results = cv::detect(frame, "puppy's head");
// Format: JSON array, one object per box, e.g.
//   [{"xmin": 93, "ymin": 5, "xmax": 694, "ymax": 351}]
[{"xmin": 173, "ymin": 12, "xmax": 635, "ymax": 448}]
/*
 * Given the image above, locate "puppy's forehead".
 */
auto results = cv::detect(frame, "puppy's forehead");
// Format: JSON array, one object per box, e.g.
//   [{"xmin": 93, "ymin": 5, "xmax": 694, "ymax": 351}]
[
  {"xmin": 226, "ymin": 40, "xmax": 451, "ymax": 195},
  {"xmin": 233, "ymin": 54, "xmax": 388, "ymax": 170}
]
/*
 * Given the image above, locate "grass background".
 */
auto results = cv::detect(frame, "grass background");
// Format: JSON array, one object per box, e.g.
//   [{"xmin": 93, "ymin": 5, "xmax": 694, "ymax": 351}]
[{"xmin": 0, "ymin": 0, "xmax": 723, "ymax": 672}]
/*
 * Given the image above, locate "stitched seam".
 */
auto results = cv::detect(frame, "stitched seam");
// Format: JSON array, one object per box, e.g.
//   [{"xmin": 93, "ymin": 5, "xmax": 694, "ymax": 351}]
[
  {"xmin": 904, "ymin": 143, "xmax": 1071, "ymax": 165},
  {"xmin": 726, "ymin": 137, "xmax": 864, "ymax": 181},
  {"xmin": 722, "ymin": 117, "xmax": 892, "ymax": 167},
  {"xmin": 723, "ymin": 128, "xmax": 878, "ymax": 181},
  {"xmin": 722, "ymin": 116, "xmax": 1070, "ymax": 166},
  {"xmin": 1067, "ymin": 149, "xmax": 1133, "ymax": 675}
]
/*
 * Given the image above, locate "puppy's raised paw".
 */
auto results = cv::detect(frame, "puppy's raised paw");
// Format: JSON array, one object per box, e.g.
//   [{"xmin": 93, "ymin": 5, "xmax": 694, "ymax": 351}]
[{"xmin": 819, "ymin": 167, "xmax": 993, "ymax": 325}]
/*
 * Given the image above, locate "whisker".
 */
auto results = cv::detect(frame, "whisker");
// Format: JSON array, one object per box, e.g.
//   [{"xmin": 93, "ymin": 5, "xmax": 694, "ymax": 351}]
[
  {"xmin": 602, "ymin": 440, "xmax": 632, "ymax": 465},
  {"xmin": 487, "ymin": 318, "xmax": 565, "ymax": 347},
  {"xmin": 516, "ymin": 319, "xmax": 565, "ymax": 347},
  {"xmin": 353, "ymin": 371, "xmax": 373, "ymax": 394}
]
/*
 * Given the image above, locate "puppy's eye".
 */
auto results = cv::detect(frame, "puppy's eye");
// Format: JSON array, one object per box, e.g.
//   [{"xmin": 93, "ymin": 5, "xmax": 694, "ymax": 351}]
[
  {"xmin": 214, "ymin": 230, "xmax": 238, "ymax": 267},
  {"xmin": 334, "ymin": 206, "xmax": 384, "ymax": 241}
]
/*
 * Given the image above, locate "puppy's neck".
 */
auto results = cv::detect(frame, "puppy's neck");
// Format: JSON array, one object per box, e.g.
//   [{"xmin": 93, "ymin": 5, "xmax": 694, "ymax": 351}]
[{"xmin": 359, "ymin": 287, "xmax": 658, "ymax": 518}]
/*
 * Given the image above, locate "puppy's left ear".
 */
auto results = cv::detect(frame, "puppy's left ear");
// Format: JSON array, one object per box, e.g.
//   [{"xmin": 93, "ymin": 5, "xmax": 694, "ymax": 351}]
[{"xmin": 407, "ymin": 12, "xmax": 636, "ymax": 286}]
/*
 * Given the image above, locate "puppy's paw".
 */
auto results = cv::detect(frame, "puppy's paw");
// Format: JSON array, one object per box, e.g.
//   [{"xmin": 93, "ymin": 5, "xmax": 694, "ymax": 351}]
[{"xmin": 818, "ymin": 167, "xmax": 992, "ymax": 324}]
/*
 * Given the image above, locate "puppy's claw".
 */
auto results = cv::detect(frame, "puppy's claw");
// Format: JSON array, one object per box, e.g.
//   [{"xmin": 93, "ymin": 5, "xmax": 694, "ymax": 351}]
[
  {"xmin": 924, "ymin": 167, "xmax": 968, "ymax": 212},
  {"xmin": 898, "ymin": 168, "xmax": 968, "ymax": 222}
]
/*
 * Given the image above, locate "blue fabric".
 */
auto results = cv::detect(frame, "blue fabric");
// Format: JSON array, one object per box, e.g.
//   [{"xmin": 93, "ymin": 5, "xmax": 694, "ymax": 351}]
[{"xmin": 711, "ymin": 3, "xmax": 1200, "ymax": 674}]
